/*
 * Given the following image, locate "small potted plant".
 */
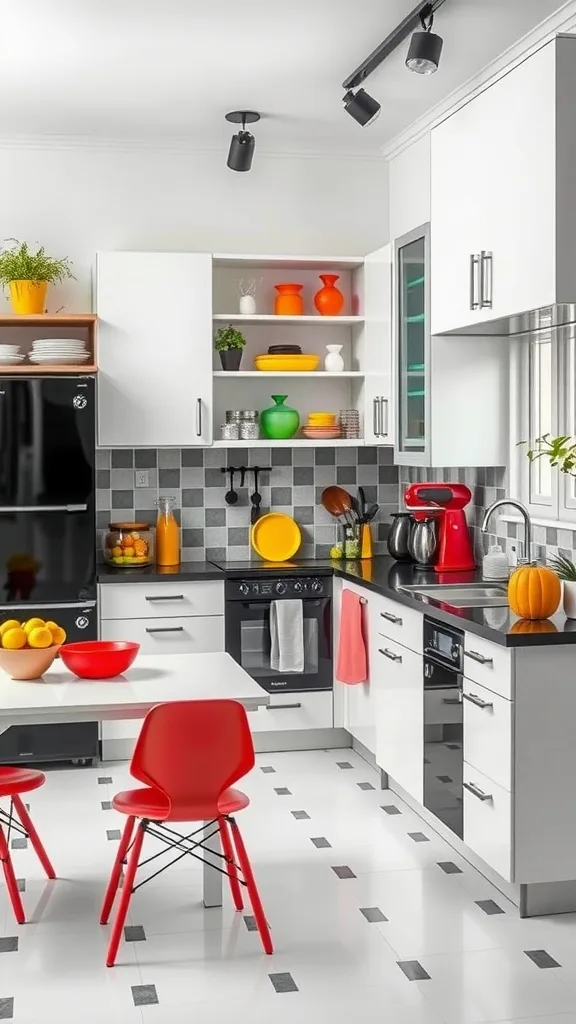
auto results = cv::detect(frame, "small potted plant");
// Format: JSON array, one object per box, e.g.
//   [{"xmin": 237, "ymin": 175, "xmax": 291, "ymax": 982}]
[
  {"xmin": 215, "ymin": 324, "xmax": 246, "ymax": 371},
  {"xmin": 0, "ymin": 239, "xmax": 74, "ymax": 315},
  {"xmin": 548, "ymin": 553, "xmax": 576, "ymax": 619}
]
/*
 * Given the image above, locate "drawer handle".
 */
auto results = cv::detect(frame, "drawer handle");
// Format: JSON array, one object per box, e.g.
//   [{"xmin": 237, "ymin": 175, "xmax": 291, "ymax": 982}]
[
  {"xmin": 145, "ymin": 626, "xmax": 185, "ymax": 633},
  {"xmin": 465, "ymin": 650, "xmax": 493, "ymax": 666},
  {"xmin": 463, "ymin": 692, "xmax": 493, "ymax": 710},
  {"xmin": 265, "ymin": 703, "xmax": 302, "ymax": 711},
  {"xmin": 442, "ymin": 696, "xmax": 461, "ymax": 705},
  {"xmin": 381, "ymin": 611, "xmax": 402, "ymax": 625},
  {"xmin": 463, "ymin": 781, "xmax": 493, "ymax": 802},
  {"xmin": 379, "ymin": 647, "xmax": 402, "ymax": 663},
  {"xmin": 145, "ymin": 595, "xmax": 185, "ymax": 602}
]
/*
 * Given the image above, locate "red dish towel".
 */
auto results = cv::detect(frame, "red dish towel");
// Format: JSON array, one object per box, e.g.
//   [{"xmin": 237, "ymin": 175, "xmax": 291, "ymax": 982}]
[{"xmin": 336, "ymin": 589, "xmax": 367, "ymax": 684}]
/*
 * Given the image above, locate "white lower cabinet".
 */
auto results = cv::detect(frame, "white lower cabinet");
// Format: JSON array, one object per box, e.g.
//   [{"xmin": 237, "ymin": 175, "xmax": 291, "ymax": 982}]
[
  {"xmin": 374, "ymin": 637, "xmax": 423, "ymax": 805},
  {"xmin": 247, "ymin": 691, "xmax": 333, "ymax": 733},
  {"xmin": 463, "ymin": 679, "xmax": 512, "ymax": 792},
  {"xmin": 463, "ymin": 761, "xmax": 512, "ymax": 882},
  {"xmin": 100, "ymin": 615, "xmax": 224, "ymax": 655}
]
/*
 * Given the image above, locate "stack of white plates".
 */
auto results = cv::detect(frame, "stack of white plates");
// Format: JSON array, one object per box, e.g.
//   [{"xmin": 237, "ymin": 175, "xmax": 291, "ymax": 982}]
[
  {"xmin": 0, "ymin": 344, "xmax": 24, "ymax": 365},
  {"xmin": 30, "ymin": 338, "xmax": 90, "ymax": 365}
]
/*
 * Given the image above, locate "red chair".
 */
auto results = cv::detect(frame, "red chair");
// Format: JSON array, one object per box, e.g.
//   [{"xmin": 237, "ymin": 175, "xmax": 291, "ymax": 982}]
[
  {"xmin": 100, "ymin": 699, "xmax": 273, "ymax": 967},
  {"xmin": 0, "ymin": 768, "xmax": 56, "ymax": 923}
]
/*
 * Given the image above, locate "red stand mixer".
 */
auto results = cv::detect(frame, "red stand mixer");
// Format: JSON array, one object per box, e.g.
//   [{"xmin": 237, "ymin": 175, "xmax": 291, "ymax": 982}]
[{"xmin": 404, "ymin": 483, "xmax": 475, "ymax": 572}]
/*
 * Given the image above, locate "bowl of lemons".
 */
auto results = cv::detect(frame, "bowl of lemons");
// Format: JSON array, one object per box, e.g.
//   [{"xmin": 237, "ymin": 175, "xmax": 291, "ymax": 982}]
[{"xmin": 0, "ymin": 617, "xmax": 67, "ymax": 680}]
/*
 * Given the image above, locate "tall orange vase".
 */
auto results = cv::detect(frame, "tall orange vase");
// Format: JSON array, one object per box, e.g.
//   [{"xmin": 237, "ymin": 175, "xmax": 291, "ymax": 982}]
[{"xmin": 314, "ymin": 274, "xmax": 344, "ymax": 316}]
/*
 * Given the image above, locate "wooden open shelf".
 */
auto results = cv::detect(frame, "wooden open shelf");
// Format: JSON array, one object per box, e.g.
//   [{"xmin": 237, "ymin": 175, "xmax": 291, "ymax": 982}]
[
  {"xmin": 0, "ymin": 364, "xmax": 97, "ymax": 374},
  {"xmin": 0, "ymin": 313, "xmax": 97, "ymax": 327},
  {"xmin": 0, "ymin": 312, "xmax": 97, "ymax": 373}
]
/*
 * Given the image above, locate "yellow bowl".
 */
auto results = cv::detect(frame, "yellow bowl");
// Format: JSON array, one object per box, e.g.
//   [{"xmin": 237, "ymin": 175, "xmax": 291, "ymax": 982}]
[
  {"xmin": 251, "ymin": 514, "xmax": 302, "ymax": 562},
  {"xmin": 254, "ymin": 355, "xmax": 320, "ymax": 372}
]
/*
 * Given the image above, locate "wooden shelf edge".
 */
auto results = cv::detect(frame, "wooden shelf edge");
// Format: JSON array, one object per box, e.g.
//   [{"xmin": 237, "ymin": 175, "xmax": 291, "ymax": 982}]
[
  {"xmin": 0, "ymin": 313, "xmax": 97, "ymax": 326},
  {"xmin": 0, "ymin": 364, "xmax": 97, "ymax": 374}
]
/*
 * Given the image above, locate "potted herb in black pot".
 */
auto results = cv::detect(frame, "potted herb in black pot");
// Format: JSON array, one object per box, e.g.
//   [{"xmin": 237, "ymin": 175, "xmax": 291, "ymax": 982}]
[{"xmin": 215, "ymin": 324, "xmax": 246, "ymax": 371}]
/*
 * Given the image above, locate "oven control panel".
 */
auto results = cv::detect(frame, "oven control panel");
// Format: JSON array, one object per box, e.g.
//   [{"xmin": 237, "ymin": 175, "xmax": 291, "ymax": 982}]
[{"xmin": 230, "ymin": 577, "xmax": 327, "ymax": 600}]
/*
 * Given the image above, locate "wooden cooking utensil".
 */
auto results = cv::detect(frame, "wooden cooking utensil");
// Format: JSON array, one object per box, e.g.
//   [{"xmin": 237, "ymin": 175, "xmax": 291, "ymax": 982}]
[{"xmin": 321, "ymin": 486, "xmax": 356, "ymax": 523}]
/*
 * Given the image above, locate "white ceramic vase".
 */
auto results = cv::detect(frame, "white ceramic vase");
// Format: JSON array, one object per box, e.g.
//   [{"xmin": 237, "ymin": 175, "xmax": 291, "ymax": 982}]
[
  {"xmin": 324, "ymin": 344, "xmax": 344, "ymax": 372},
  {"xmin": 563, "ymin": 580, "xmax": 576, "ymax": 618},
  {"xmin": 239, "ymin": 294, "xmax": 256, "ymax": 315}
]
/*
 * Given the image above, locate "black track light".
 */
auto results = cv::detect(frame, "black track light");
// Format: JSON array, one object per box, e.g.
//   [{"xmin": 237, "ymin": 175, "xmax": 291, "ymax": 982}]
[
  {"xmin": 343, "ymin": 88, "xmax": 381, "ymax": 127},
  {"xmin": 406, "ymin": 9, "xmax": 443, "ymax": 74},
  {"xmin": 225, "ymin": 111, "xmax": 261, "ymax": 172}
]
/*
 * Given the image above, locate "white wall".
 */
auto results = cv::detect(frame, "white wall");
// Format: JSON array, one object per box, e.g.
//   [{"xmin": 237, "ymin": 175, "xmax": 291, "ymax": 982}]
[{"xmin": 0, "ymin": 142, "xmax": 388, "ymax": 310}]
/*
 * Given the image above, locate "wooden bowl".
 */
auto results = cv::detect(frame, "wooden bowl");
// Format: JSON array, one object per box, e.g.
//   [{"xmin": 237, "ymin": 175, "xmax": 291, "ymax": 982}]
[{"xmin": 0, "ymin": 645, "xmax": 59, "ymax": 680}]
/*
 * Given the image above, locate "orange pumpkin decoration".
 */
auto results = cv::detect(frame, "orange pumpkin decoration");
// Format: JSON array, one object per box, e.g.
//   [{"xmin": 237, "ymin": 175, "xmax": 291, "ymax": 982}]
[
  {"xmin": 508, "ymin": 563, "xmax": 561, "ymax": 620},
  {"xmin": 510, "ymin": 617, "xmax": 558, "ymax": 634}
]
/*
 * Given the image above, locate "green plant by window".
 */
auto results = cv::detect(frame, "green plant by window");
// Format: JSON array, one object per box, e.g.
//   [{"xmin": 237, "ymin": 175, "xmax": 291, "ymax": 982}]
[
  {"xmin": 0, "ymin": 239, "xmax": 74, "ymax": 288},
  {"xmin": 548, "ymin": 553, "xmax": 576, "ymax": 581},
  {"xmin": 214, "ymin": 325, "xmax": 246, "ymax": 352},
  {"xmin": 518, "ymin": 434, "xmax": 576, "ymax": 476}
]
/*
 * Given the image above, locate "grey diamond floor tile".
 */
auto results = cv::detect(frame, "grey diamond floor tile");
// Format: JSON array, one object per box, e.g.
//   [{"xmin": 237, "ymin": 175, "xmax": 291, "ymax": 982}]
[
  {"xmin": 244, "ymin": 915, "xmax": 257, "ymax": 932},
  {"xmin": 0, "ymin": 938, "xmax": 18, "ymax": 953},
  {"xmin": 476, "ymin": 899, "xmax": 505, "ymax": 915},
  {"xmin": 381, "ymin": 804, "xmax": 401, "ymax": 815},
  {"xmin": 397, "ymin": 960, "xmax": 431, "ymax": 981},
  {"xmin": 124, "ymin": 925, "xmax": 146, "ymax": 942},
  {"xmin": 10, "ymin": 838, "xmax": 27, "ymax": 851},
  {"xmin": 291, "ymin": 810, "xmax": 310, "ymax": 820},
  {"xmin": 132, "ymin": 984, "xmax": 159, "ymax": 1006},
  {"xmin": 357, "ymin": 782, "xmax": 376, "ymax": 790},
  {"xmin": 407, "ymin": 832, "xmax": 429, "ymax": 843},
  {"xmin": 260, "ymin": 766, "xmax": 276, "ymax": 774},
  {"xmin": 438, "ymin": 861, "xmax": 463, "ymax": 874},
  {"xmin": 269, "ymin": 972, "xmax": 299, "ymax": 993},
  {"xmin": 331, "ymin": 865, "xmax": 356, "ymax": 879},
  {"xmin": 0, "ymin": 998, "xmax": 13, "ymax": 1019},
  {"xmin": 311, "ymin": 836, "xmax": 331, "ymax": 848},
  {"xmin": 437, "ymin": 774, "xmax": 453, "ymax": 783},
  {"xmin": 16, "ymin": 879, "xmax": 25, "ymax": 892},
  {"xmin": 274, "ymin": 787, "xmax": 292, "ymax": 796},
  {"xmin": 336, "ymin": 761, "xmax": 354, "ymax": 769},
  {"xmin": 106, "ymin": 829, "xmax": 121, "ymax": 841},
  {"xmin": 524, "ymin": 949, "xmax": 561, "ymax": 968},
  {"xmin": 360, "ymin": 907, "xmax": 388, "ymax": 923},
  {"xmin": 98, "ymin": 776, "xmax": 113, "ymax": 785},
  {"xmin": 101, "ymin": 800, "xmax": 112, "ymax": 810}
]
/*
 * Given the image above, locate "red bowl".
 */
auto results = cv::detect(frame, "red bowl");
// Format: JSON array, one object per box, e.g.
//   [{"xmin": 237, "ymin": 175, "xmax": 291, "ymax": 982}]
[{"xmin": 59, "ymin": 641, "xmax": 140, "ymax": 679}]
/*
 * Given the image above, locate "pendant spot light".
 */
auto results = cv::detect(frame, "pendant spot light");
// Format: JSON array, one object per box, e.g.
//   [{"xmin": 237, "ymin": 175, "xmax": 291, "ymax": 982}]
[
  {"xmin": 343, "ymin": 88, "xmax": 381, "ymax": 127},
  {"xmin": 225, "ymin": 111, "xmax": 261, "ymax": 172},
  {"xmin": 406, "ymin": 8, "xmax": 443, "ymax": 74}
]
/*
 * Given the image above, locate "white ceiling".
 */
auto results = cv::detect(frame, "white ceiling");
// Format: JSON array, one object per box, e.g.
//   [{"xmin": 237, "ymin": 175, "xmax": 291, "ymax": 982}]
[{"xmin": 0, "ymin": 0, "xmax": 567, "ymax": 153}]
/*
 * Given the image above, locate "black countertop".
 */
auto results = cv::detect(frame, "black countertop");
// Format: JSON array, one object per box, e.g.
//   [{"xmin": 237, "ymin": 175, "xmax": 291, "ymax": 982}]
[
  {"xmin": 334, "ymin": 556, "xmax": 576, "ymax": 648},
  {"xmin": 97, "ymin": 562, "xmax": 224, "ymax": 584}
]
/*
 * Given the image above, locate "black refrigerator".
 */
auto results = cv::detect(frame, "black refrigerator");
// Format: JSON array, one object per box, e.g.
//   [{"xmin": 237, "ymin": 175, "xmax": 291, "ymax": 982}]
[{"xmin": 0, "ymin": 375, "xmax": 99, "ymax": 764}]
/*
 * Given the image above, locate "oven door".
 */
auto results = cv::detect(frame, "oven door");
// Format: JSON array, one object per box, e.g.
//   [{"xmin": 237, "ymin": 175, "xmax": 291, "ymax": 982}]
[
  {"xmin": 226, "ymin": 597, "xmax": 332, "ymax": 693},
  {"xmin": 423, "ymin": 657, "xmax": 463, "ymax": 839}
]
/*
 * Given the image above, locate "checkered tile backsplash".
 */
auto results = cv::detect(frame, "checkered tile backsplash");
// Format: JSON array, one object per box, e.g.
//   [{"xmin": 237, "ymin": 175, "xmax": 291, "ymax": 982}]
[{"xmin": 96, "ymin": 446, "xmax": 399, "ymax": 562}]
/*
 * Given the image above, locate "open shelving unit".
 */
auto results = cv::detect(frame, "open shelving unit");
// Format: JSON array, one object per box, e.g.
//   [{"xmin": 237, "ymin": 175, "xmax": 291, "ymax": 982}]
[{"xmin": 0, "ymin": 313, "xmax": 97, "ymax": 374}]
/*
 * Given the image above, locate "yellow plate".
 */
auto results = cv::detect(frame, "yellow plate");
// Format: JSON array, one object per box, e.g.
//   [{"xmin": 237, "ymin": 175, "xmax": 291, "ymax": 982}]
[
  {"xmin": 254, "ymin": 355, "xmax": 320, "ymax": 372},
  {"xmin": 251, "ymin": 513, "xmax": 302, "ymax": 562}
]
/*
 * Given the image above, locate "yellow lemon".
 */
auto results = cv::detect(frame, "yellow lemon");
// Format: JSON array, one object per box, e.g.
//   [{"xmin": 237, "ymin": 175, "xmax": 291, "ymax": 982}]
[
  {"xmin": 24, "ymin": 617, "xmax": 45, "ymax": 635},
  {"xmin": 0, "ymin": 619, "xmax": 21, "ymax": 637},
  {"xmin": 48, "ymin": 625, "xmax": 66, "ymax": 646},
  {"xmin": 27, "ymin": 626, "xmax": 53, "ymax": 649},
  {"xmin": 2, "ymin": 627, "xmax": 27, "ymax": 650}
]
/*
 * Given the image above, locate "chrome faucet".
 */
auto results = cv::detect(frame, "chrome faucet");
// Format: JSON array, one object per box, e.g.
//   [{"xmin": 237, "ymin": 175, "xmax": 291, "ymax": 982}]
[{"xmin": 481, "ymin": 499, "xmax": 532, "ymax": 563}]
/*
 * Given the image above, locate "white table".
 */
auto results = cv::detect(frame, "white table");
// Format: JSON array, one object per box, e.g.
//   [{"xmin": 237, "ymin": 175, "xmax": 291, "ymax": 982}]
[{"xmin": 0, "ymin": 652, "xmax": 269, "ymax": 908}]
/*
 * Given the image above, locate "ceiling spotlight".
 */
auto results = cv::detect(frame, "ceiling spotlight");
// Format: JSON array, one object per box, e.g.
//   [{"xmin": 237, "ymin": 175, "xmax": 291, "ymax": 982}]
[
  {"xmin": 225, "ymin": 111, "xmax": 261, "ymax": 172},
  {"xmin": 406, "ymin": 8, "xmax": 443, "ymax": 75},
  {"xmin": 343, "ymin": 88, "xmax": 381, "ymax": 127}
]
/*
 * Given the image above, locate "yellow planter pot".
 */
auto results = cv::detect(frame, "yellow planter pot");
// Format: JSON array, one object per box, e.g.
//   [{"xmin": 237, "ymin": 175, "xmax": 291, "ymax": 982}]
[{"xmin": 9, "ymin": 280, "xmax": 48, "ymax": 315}]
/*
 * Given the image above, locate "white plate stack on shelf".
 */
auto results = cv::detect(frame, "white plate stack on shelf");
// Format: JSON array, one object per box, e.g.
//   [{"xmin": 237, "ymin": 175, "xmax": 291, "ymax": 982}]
[
  {"xmin": 0, "ymin": 344, "xmax": 24, "ymax": 365},
  {"xmin": 29, "ymin": 338, "xmax": 90, "ymax": 365}
]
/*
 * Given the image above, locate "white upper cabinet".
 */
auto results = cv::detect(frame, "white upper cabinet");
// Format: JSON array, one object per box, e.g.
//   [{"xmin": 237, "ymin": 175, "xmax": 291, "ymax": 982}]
[
  {"xmin": 431, "ymin": 36, "xmax": 576, "ymax": 336},
  {"xmin": 363, "ymin": 243, "xmax": 394, "ymax": 445},
  {"xmin": 96, "ymin": 252, "xmax": 213, "ymax": 447}
]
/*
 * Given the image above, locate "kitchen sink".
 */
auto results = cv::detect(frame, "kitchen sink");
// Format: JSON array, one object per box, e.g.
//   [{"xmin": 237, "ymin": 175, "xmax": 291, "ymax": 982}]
[{"xmin": 400, "ymin": 582, "xmax": 509, "ymax": 608}]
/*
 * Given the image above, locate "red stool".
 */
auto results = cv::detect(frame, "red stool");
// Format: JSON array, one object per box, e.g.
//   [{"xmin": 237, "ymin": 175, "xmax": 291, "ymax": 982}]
[
  {"xmin": 100, "ymin": 699, "xmax": 273, "ymax": 967},
  {"xmin": 0, "ymin": 768, "xmax": 56, "ymax": 923}
]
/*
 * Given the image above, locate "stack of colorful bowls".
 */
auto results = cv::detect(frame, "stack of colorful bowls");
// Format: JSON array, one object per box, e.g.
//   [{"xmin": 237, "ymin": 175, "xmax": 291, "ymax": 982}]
[{"xmin": 302, "ymin": 412, "xmax": 341, "ymax": 440}]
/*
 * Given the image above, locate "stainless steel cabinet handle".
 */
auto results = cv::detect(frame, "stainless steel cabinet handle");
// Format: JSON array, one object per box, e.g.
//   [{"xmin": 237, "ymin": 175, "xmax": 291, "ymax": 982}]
[
  {"xmin": 480, "ymin": 250, "xmax": 493, "ymax": 308},
  {"xmin": 463, "ymin": 781, "xmax": 493, "ymax": 802},
  {"xmin": 463, "ymin": 692, "xmax": 493, "ymax": 710},
  {"xmin": 145, "ymin": 626, "xmax": 185, "ymax": 633},
  {"xmin": 380, "ymin": 397, "xmax": 389, "ymax": 436},
  {"xmin": 464, "ymin": 650, "xmax": 493, "ymax": 666},
  {"xmin": 379, "ymin": 647, "xmax": 402, "ymax": 663},
  {"xmin": 145, "ymin": 595, "xmax": 185, "ymax": 601},
  {"xmin": 381, "ymin": 611, "xmax": 402, "ymax": 625},
  {"xmin": 442, "ymin": 696, "xmax": 462, "ymax": 705},
  {"xmin": 0, "ymin": 503, "xmax": 88, "ymax": 513},
  {"xmin": 470, "ymin": 254, "xmax": 480, "ymax": 310},
  {"xmin": 196, "ymin": 397, "xmax": 202, "ymax": 437},
  {"xmin": 265, "ymin": 703, "xmax": 302, "ymax": 711},
  {"xmin": 373, "ymin": 397, "xmax": 380, "ymax": 437}
]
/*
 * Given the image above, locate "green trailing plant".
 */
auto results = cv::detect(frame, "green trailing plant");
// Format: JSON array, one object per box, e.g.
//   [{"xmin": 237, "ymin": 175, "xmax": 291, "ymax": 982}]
[
  {"xmin": 518, "ymin": 433, "xmax": 576, "ymax": 476},
  {"xmin": 0, "ymin": 239, "xmax": 74, "ymax": 288},
  {"xmin": 548, "ymin": 553, "xmax": 576, "ymax": 581},
  {"xmin": 214, "ymin": 325, "xmax": 246, "ymax": 352}
]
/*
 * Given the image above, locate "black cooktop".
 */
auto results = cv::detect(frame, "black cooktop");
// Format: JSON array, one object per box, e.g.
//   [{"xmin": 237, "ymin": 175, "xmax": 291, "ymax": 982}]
[{"xmin": 209, "ymin": 558, "xmax": 334, "ymax": 575}]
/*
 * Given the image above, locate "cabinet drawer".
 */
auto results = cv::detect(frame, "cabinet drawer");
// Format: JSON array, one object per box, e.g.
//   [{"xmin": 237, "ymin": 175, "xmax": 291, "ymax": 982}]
[
  {"xmin": 463, "ymin": 761, "xmax": 512, "ymax": 882},
  {"xmin": 373, "ymin": 594, "xmax": 422, "ymax": 654},
  {"xmin": 463, "ymin": 633, "xmax": 512, "ymax": 699},
  {"xmin": 99, "ymin": 581, "xmax": 224, "ymax": 620},
  {"xmin": 100, "ymin": 615, "xmax": 224, "ymax": 655},
  {"xmin": 246, "ymin": 691, "xmax": 333, "ymax": 733},
  {"xmin": 463, "ymin": 680, "xmax": 512, "ymax": 792}
]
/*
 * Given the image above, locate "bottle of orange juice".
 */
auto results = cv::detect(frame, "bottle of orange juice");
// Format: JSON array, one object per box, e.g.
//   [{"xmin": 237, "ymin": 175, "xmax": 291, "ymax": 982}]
[{"xmin": 155, "ymin": 496, "xmax": 180, "ymax": 566}]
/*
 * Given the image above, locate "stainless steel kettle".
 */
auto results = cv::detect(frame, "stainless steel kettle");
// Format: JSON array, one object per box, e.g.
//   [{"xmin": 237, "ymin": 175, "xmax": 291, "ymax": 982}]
[
  {"xmin": 387, "ymin": 512, "xmax": 415, "ymax": 561},
  {"xmin": 409, "ymin": 516, "xmax": 439, "ymax": 568}
]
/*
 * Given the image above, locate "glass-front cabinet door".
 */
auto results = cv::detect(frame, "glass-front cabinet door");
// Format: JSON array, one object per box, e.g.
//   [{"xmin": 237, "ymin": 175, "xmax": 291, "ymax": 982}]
[{"xmin": 394, "ymin": 223, "xmax": 430, "ymax": 465}]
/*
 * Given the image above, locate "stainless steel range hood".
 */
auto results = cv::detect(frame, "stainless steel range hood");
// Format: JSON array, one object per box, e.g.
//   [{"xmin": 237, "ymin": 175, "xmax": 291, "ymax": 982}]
[{"xmin": 442, "ymin": 304, "xmax": 576, "ymax": 338}]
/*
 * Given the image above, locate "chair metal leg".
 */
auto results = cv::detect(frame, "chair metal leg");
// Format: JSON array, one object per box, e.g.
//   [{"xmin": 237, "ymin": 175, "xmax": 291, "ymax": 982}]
[
  {"xmin": 100, "ymin": 815, "xmax": 135, "ymax": 925},
  {"xmin": 105, "ymin": 820, "xmax": 146, "ymax": 967},
  {"xmin": 12, "ymin": 794, "xmax": 55, "ymax": 880},
  {"xmin": 0, "ymin": 822, "xmax": 25, "ymax": 925},
  {"xmin": 218, "ymin": 815, "xmax": 243, "ymax": 911},
  {"xmin": 229, "ymin": 817, "xmax": 273, "ymax": 954}
]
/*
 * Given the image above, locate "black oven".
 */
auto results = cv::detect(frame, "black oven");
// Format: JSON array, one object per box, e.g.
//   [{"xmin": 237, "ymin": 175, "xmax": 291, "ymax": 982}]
[
  {"xmin": 225, "ymin": 575, "xmax": 332, "ymax": 693},
  {"xmin": 423, "ymin": 616, "xmax": 464, "ymax": 839}
]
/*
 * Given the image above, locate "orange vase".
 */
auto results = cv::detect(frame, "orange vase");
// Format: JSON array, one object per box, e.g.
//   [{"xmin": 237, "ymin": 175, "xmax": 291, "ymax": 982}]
[
  {"xmin": 314, "ymin": 274, "xmax": 344, "ymax": 316},
  {"xmin": 274, "ymin": 283, "xmax": 303, "ymax": 316}
]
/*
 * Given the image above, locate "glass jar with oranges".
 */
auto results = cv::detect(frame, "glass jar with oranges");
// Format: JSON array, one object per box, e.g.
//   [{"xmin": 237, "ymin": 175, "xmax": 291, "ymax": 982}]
[{"xmin": 103, "ymin": 521, "xmax": 154, "ymax": 568}]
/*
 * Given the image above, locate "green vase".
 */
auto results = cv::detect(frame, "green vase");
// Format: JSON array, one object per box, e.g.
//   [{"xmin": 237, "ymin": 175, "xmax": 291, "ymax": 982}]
[{"xmin": 260, "ymin": 395, "xmax": 300, "ymax": 440}]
